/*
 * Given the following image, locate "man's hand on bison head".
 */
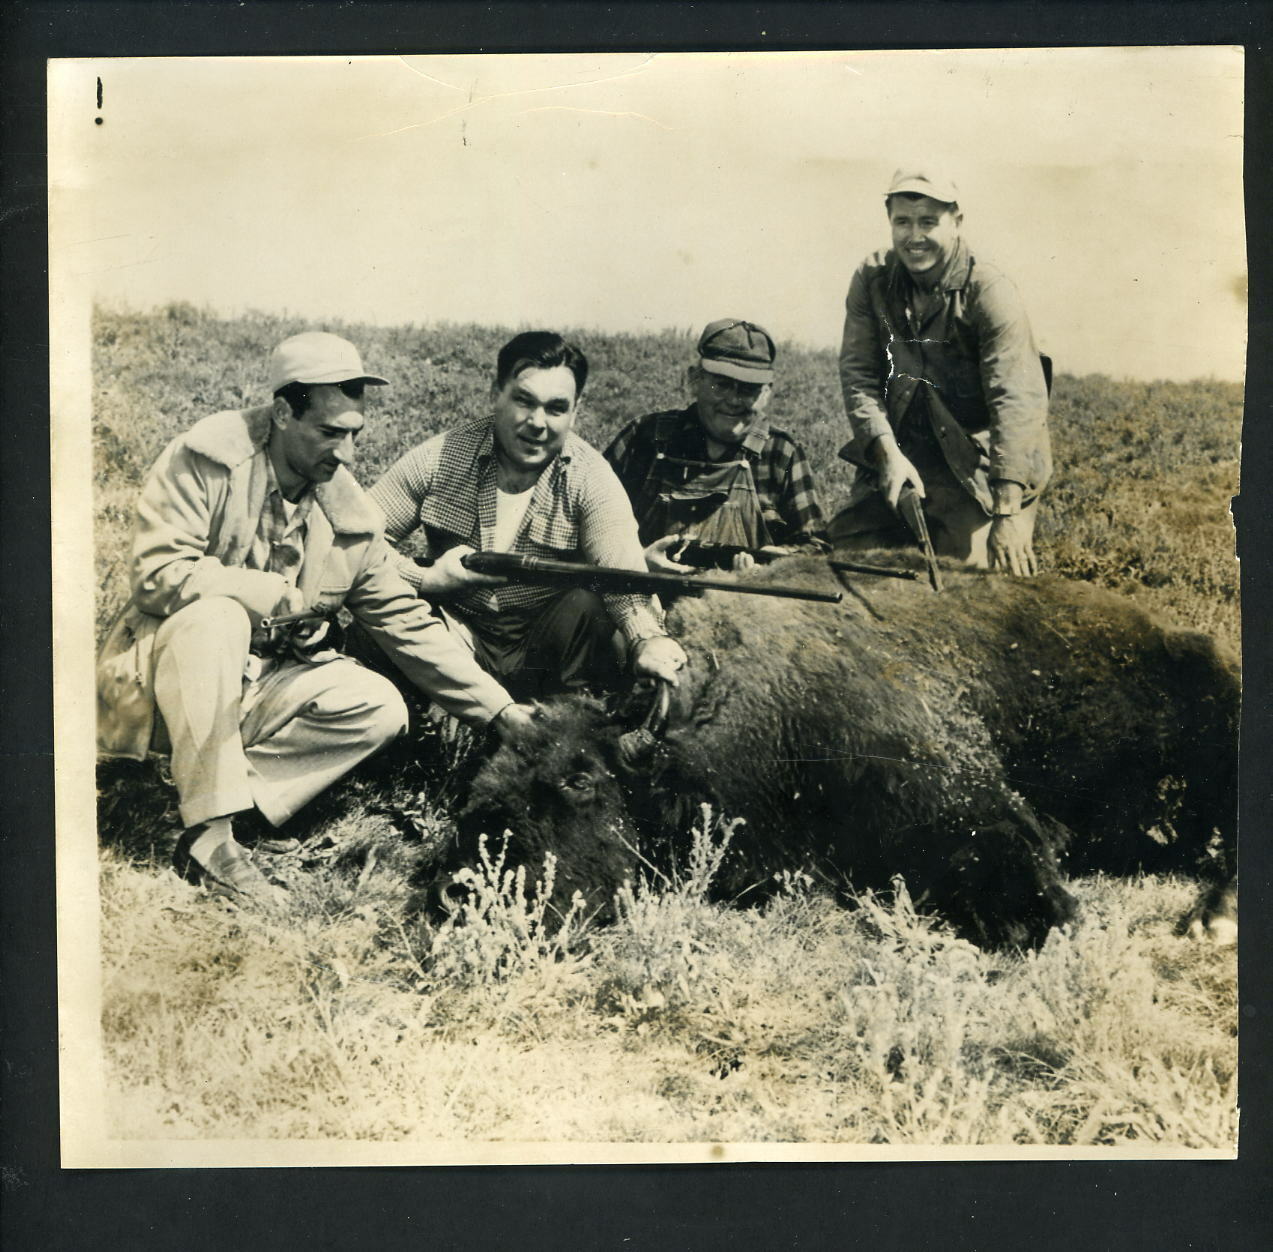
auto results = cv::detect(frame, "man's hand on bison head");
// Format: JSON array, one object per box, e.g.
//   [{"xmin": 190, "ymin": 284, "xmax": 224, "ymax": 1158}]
[
  {"xmin": 491, "ymin": 702, "xmax": 538, "ymax": 740},
  {"xmin": 632, "ymin": 635, "xmax": 687, "ymax": 687}
]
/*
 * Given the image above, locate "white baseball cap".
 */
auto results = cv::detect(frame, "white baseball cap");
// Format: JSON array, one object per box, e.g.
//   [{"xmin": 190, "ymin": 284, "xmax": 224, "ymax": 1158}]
[
  {"xmin": 885, "ymin": 168, "xmax": 960, "ymax": 206},
  {"xmin": 268, "ymin": 331, "xmax": 389, "ymax": 393}
]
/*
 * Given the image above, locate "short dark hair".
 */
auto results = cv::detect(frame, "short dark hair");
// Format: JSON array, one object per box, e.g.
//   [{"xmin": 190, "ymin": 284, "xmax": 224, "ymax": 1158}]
[
  {"xmin": 273, "ymin": 378, "xmax": 366, "ymax": 417},
  {"xmin": 886, "ymin": 191, "xmax": 959, "ymax": 216},
  {"xmin": 494, "ymin": 331, "xmax": 589, "ymax": 398}
]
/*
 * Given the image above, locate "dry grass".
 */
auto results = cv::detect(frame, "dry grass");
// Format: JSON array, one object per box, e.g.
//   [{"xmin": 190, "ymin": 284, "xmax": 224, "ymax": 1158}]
[
  {"xmin": 98, "ymin": 817, "xmax": 1236, "ymax": 1146},
  {"xmin": 90, "ymin": 306, "xmax": 1241, "ymax": 1149}
]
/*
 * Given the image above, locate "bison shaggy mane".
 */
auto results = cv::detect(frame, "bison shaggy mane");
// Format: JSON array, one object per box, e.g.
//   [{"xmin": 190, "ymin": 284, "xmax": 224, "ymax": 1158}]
[{"xmin": 447, "ymin": 556, "xmax": 1238, "ymax": 950}]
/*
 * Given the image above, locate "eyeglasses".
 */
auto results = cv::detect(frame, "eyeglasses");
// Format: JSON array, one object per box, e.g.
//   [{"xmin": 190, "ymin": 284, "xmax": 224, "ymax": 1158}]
[{"xmin": 703, "ymin": 373, "xmax": 768, "ymax": 399}]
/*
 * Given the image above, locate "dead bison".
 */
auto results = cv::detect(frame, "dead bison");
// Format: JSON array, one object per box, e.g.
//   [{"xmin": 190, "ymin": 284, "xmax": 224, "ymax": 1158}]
[{"xmin": 449, "ymin": 557, "xmax": 1237, "ymax": 949}]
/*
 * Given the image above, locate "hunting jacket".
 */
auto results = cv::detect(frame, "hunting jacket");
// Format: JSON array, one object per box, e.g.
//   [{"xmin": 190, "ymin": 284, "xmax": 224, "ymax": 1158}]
[
  {"xmin": 838, "ymin": 239, "xmax": 1052, "ymax": 513},
  {"xmin": 96, "ymin": 407, "xmax": 515, "ymax": 760}
]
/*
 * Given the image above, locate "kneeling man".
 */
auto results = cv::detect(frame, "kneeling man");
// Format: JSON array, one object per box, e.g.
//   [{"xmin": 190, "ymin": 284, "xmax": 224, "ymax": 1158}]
[
  {"xmin": 830, "ymin": 169, "xmax": 1052, "ymax": 574},
  {"xmin": 367, "ymin": 331, "xmax": 686, "ymax": 699},
  {"xmin": 97, "ymin": 332, "xmax": 530, "ymax": 906}
]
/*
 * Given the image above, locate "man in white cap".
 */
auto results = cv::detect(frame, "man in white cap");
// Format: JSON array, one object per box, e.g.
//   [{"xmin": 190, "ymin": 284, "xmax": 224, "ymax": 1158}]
[
  {"xmin": 96, "ymin": 331, "xmax": 531, "ymax": 907},
  {"xmin": 829, "ymin": 170, "xmax": 1052, "ymax": 574},
  {"xmin": 605, "ymin": 318, "xmax": 828, "ymax": 572}
]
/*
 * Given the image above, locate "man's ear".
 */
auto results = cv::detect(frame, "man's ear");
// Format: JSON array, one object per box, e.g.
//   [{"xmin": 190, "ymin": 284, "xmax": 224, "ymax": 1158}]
[{"xmin": 270, "ymin": 396, "xmax": 293, "ymax": 429}]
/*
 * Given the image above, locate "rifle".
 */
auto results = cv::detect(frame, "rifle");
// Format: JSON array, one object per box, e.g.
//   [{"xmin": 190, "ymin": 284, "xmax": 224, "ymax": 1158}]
[
  {"xmin": 896, "ymin": 485, "xmax": 944, "ymax": 592},
  {"xmin": 258, "ymin": 609, "xmax": 332, "ymax": 631},
  {"xmin": 672, "ymin": 540, "xmax": 919, "ymax": 583},
  {"xmin": 460, "ymin": 551, "xmax": 843, "ymax": 604}
]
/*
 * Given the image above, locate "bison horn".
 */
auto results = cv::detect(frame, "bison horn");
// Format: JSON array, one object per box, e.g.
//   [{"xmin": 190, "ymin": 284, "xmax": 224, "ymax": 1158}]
[{"xmin": 616, "ymin": 679, "xmax": 673, "ymax": 772}]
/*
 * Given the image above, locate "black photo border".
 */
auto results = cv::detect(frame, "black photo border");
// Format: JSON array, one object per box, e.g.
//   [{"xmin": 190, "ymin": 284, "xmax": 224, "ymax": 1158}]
[{"xmin": 3, "ymin": 3, "xmax": 1270, "ymax": 1246}]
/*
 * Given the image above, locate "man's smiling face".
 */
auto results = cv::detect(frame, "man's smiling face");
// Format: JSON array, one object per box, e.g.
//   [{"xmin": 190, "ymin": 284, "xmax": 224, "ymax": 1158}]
[
  {"xmin": 888, "ymin": 193, "xmax": 962, "ymax": 279},
  {"xmin": 490, "ymin": 364, "xmax": 579, "ymax": 475}
]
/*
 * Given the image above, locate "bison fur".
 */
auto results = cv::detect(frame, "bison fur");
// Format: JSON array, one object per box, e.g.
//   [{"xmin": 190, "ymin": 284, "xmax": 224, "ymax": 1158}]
[{"xmin": 448, "ymin": 555, "xmax": 1237, "ymax": 949}]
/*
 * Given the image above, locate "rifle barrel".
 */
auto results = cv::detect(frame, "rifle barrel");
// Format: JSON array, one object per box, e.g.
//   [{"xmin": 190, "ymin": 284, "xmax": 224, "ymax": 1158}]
[
  {"xmin": 828, "ymin": 560, "xmax": 920, "ymax": 581},
  {"xmin": 259, "ymin": 610, "xmax": 329, "ymax": 630},
  {"xmin": 897, "ymin": 486, "xmax": 944, "ymax": 593},
  {"xmin": 462, "ymin": 552, "xmax": 842, "ymax": 604}
]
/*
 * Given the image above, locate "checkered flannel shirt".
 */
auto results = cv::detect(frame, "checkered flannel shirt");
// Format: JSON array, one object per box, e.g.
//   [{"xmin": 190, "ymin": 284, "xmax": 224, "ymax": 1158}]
[
  {"xmin": 368, "ymin": 417, "xmax": 665, "ymax": 645},
  {"xmin": 247, "ymin": 449, "xmax": 315, "ymax": 583},
  {"xmin": 603, "ymin": 406, "xmax": 830, "ymax": 550}
]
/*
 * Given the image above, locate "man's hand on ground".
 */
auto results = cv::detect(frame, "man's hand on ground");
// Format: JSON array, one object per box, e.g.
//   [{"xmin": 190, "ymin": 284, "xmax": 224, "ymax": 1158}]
[
  {"xmin": 632, "ymin": 636, "xmax": 688, "ymax": 687},
  {"xmin": 418, "ymin": 545, "xmax": 508, "ymax": 595},
  {"xmin": 644, "ymin": 534, "xmax": 696, "ymax": 573},
  {"xmin": 988, "ymin": 516, "xmax": 1038, "ymax": 577}
]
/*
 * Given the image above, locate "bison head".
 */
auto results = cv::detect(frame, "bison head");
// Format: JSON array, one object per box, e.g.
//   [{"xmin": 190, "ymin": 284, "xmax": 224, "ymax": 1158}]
[{"xmin": 444, "ymin": 695, "xmax": 645, "ymax": 921}]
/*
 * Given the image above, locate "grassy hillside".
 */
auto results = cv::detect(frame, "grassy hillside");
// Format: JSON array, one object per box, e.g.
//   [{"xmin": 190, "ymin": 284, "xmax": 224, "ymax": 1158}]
[
  {"xmin": 93, "ymin": 304, "xmax": 1241, "ymax": 647},
  {"xmin": 89, "ymin": 305, "xmax": 1242, "ymax": 1150}
]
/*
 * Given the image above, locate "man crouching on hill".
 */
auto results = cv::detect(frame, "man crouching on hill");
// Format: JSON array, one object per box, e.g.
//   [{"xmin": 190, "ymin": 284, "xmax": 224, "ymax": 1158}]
[
  {"xmin": 96, "ymin": 332, "xmax": 534, "ymax": 908},
  {"xmin": 364, "ymin": 331, "xmax": 686, "ymax": 700},
  {"xmin": 830, "ymin": 169, "xmax": 1052, "ymax": 574}
]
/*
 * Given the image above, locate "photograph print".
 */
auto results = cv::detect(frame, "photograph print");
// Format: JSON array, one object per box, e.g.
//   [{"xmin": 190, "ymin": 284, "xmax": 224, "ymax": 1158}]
[{"xmin": 49, "ymin": 47, "xmax": 1244, "ymax": 1165}]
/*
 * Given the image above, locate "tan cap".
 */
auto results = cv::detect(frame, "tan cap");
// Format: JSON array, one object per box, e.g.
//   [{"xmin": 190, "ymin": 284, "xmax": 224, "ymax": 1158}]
[
  {"xmin": 885, "ymin": 168, "xmax": 959, "ymax": 206},
  {"xmin": 268, "ymin": 331, "xmax": 389, "ymax": 393}
]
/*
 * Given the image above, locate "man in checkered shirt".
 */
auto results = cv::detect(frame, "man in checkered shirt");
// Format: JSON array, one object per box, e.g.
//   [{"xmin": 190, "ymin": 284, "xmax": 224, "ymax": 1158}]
[
  {"xmin": 604, "ymin": 318, "xmax": 829, "ymax": 574},
  {"xmin": 367, "ymin": 331, "xmax": 687, "ymax": 700}
]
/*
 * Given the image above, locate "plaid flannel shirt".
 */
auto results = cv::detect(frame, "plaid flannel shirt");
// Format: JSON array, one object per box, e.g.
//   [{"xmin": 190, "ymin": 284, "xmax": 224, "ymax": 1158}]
[
  {"xmin": 368, "ymin": 417, "xmax": 664, "ymax": 646},
  {"xmin": 604, "ymin": 406, "xmax": 830, "ymax": 550},
  {"xmin": 247, "ymin": 450, "xmax": 316, "ymax": 584}
]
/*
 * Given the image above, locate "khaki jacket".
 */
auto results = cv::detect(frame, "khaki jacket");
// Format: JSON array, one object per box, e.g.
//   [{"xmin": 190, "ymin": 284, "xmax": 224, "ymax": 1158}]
[
  {"xmin": 838, "ymin": 241, "xmax": 1052, "ymax": 513},
  {"xmin": 96, "ymin": 406, "xmax": 514, "ymax": 759}
]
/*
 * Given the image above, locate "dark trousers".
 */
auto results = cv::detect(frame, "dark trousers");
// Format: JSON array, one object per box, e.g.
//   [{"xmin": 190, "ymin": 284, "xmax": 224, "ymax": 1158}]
[{"xmin": 346, "ymin": 588, "xmax": 622, "ymax": 709}]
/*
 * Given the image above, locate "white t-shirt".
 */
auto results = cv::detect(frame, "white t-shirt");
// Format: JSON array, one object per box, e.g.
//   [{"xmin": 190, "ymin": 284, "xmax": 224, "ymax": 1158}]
[{"xmin": 493, "ymin": 485, "xmax": 535, "ymax": 552}]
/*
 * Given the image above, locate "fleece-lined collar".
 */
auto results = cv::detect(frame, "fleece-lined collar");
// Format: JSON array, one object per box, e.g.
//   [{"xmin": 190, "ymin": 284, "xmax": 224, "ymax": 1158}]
[{"xmin": 183, "ymin": 406, "xmax": 380, "ymax": 536}]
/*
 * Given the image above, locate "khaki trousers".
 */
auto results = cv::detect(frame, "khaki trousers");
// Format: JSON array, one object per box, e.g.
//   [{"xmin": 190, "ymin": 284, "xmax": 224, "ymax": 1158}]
[
  {"xmin": 828, "ymin": 431, "xmax": 1039, "ymax": 569},
  {"xmin": 152, "ymin": 597, "xmax": 409, "ymax": 828},
  {"xmin": 829, "ymin": 481, "xmax": 1039, "ymax": 568}
]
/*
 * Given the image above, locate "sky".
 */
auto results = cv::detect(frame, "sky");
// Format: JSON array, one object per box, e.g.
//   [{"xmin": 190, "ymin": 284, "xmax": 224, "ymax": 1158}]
[{"xmin": 49, "ymin": 47, "xmax": 1246, "ymax": 381}]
